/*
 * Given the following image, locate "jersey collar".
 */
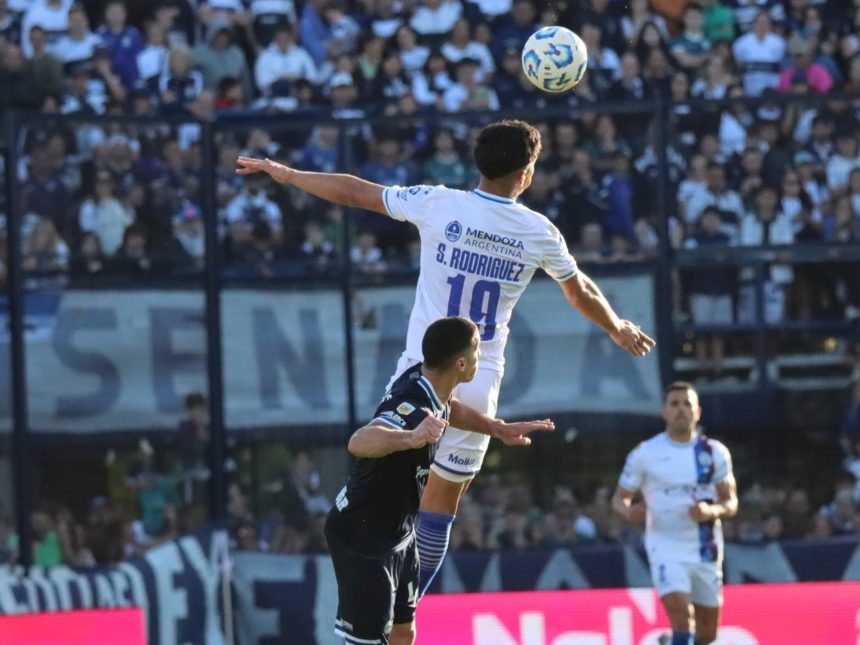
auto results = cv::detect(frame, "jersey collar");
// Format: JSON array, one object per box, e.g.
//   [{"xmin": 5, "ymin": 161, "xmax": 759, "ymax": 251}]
[
  {"xmin": 416, "ymin": 375, "xmax": 445, "ymax": 414},
  {"xmin": 472, "ymin": 188, "xmax": 516, "ymax": 204}
]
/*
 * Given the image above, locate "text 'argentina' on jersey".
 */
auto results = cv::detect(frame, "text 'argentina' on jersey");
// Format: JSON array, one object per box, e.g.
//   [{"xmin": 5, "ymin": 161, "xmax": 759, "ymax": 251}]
[{"xmin": 436, "ymin": 220, "xmax": 527, "ymax": 283}]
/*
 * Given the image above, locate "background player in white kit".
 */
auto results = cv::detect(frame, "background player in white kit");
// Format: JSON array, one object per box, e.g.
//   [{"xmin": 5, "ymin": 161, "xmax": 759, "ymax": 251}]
[
  {"xmin": 612, "ymin": 382, "xmax": 738, "ymax": 645},
  {"xmin": 236, "ymin": 119, "xmax": 656, "ymax": 596}
]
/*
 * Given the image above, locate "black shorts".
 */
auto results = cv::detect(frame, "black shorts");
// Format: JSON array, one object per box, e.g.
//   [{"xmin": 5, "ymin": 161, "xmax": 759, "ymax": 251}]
[{"xmin": 327, "ymin": 533, "xmax": 419, "ymax": 645}]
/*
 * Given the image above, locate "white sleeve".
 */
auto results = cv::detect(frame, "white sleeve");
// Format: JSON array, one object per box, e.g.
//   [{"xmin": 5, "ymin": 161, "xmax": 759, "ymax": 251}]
[
  {"xmin": 619, "ymin": 445, "xmax": 646, "ymax": 491},
  {"xmin": 538, "ymin": 221, "xmax": 578, "ymax": 281},
  {"xmin": 254, "ymin": 52, "xmax": 276, "ymax": 94},
  {"xmin": 381, "ymin": 185, "xmax": 439, "ymax": 227},
  {"xmin": 712, "ymin": 442, "xmax": 733, "ymax": 484}
]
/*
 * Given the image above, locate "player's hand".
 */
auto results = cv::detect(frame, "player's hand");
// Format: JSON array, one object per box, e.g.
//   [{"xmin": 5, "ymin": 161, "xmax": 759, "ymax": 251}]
[
  {"xmin": 408, "ymin": 415, "xmax": 448, "ymax": 449},
  {"xmin": 492, "ymin": 419, "xmax": 555, "ymax": 446},
  {"xmin": 235, "ymin": 156, "xmax": 293, "ymax": 184},
  {"xmin": 688, "ymin": 501, "xmax": 716, "ymax": 523},
  {"xmin": 609, "ymin": 320, "xmax": 656, "ymax": 358},
  {"xmin": 627, "ymin": 502, "xmax": 647, "ymax": 523}
]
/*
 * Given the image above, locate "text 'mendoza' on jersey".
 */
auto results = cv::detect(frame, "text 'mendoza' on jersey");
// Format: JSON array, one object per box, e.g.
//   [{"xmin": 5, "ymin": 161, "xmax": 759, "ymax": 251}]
[
  {"xmin": 326, "ymin": 364, "xmax": 449, "ymax": 554},
  {"xmin": 382, "ymin": 185, "xmax": 578, "ymax": 372},
  {"xmin": 619, "ymin": 432, "xmax": 733, "ymax": 564}
]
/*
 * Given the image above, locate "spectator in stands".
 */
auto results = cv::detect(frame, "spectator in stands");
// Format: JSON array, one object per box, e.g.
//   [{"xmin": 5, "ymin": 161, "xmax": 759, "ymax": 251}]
[
  {"xmin": 194, "ymin": 20, "xmax": 252, "ymax": 100},
  {"xmin": 56, "ymin": 506, "xmax": 95, "ymax": 566},
  {"xmin": 670, "ymin": 4, "xmax": 712, "ymax": 74},
  {"xmin": 602, "ymin": 152, "xmax": 636, "ymax": 245},
  {"xmin": 70, "ymin": 231, "xmax": 106, "ymax": 278},
  {"xmin": 691, "ymin": 54, "xmax": 734, "ymax": 99},
  {"xmin": 733, "ymin": 0, "xmax": 785, "ymax": 35},
  {"xmin": 544, "ymin": 487, "xmax": 597, "ymax": 547},
  {"xmin": 136, "ymin": 20, "xmax": 168, "ymax": 85},
  {"xmin": 254, "ymin": 24, "xmax": 316, "ymax": 97},
  {"xmin": 370, "ymin": 50, "xmax": 411, "ymax": 103},
  {"xmin": 21, "ymin": 0, "xmax": 69, "ymax": 59},
  {"xmin": 686, "ymin": 161, "xmax": 745, "ymax": 240},
  {"xmin": 224, "ymin": 173, "xmax": 283, "ymax": 251},
  {"xmin": 0, "ymin": 42, "xmax": 44, "ymax": 115},
  {"xmin": 350, "ymin": 229, "xmax": 386, "ymax": 274},
  {"xmin": 620, "ymin": 0, "xmax": 669, "ymax": 44},
  {"xmin": 779, "ymin": 33, "xmax": 833, "ymax": 94},
  {"xmin": 442, "ymin": 57, "xmax": 499, "ymax": 112},
  {"xmin": 31, "ymin": 505, "xmax": 62, "ymax": 567},
  {"xmin": 125, "ymin": 439, "xmax": 180, "ymax": 546},
  {"xmin": 50, "ymin": 3, "xmax": 100, "ymax": 67},
  {"xmin": 96, "ymin": 0, "xmax": 144, "ymax": 90},
  {"xmin": 299, "ymin": 0, "xmax": 331, "ymax": 67},
  {"xmin": 327, "ymin": 70, "xmax": 366, "ymax": 118},
  {"xmin": 111, "ymin": 223, "xmax": 153, "ymax": 275},
  {"xmin": 410, "ymin": 0, "xmax": 463, "ymax": 40},
  {"xmin": 423, "ymin": 127, "xmax": 467, "ymax": 189},
  {"xmin": 827, "ymin": 128, "xmax": 860, "ymax": 193},
  {"xmin": 581, "ymin": 22, "xmax": 620, "ymax": 96},
  {"xmin": 732, "ymin": 11, "xmax": 786, "ymax": 96},
  {"xmin": 441, "ymin": 18, "xmax": 494, "ymax": 82},
  {"xmin": 393, "ymin": 25, "xmax": 429, "ymax": 76},
  {"xmin": 490, "ymin": 0, "xmax": 535, "ymax": 61},
  {"xmin": 22, "ymin": 217, "xmax": 68, "ymax": 274},
  {"xmin": 79, "ymin": 169, "xmax": 135, "ymax": 256},
  {"xmin": 361, "ymin": 134, "xmax": 415, "ymax": 187},
  {"xmin": 158, "ymin": 44, "xmax": 204, "ymax": 113},
  {"xmin": 300, "ymin": 220, "xmax": 337, "ymax": 273}
]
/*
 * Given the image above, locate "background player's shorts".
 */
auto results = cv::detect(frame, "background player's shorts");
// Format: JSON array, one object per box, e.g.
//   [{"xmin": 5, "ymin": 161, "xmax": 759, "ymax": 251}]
[
  {"xmin": 327, "ymin": 533, "xmax": 419, "ymax": 644},
  {"xmin": 650, "ymin": 560, "xmax": 723, "ymax": 607},
  {"xmin": 388, "ymin": 355, "xmax": 503, "ymax": 482}
]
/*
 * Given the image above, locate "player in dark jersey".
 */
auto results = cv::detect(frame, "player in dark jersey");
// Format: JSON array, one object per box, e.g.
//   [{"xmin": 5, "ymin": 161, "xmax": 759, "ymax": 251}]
[{"xmin": 325, "ymin": 316, "xmax": 554, "ymax": 645}]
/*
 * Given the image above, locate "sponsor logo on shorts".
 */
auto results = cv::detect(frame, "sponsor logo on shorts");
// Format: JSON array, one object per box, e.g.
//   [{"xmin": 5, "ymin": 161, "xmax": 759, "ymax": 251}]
[{"xmin": 448, "ymin": 453, "xmax": 478, "ymax": 467}]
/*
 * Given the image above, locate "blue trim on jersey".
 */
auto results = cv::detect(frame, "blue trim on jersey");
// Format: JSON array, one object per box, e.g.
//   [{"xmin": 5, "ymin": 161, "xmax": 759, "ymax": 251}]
[
  {"xmin": 472, "ymin": 189, "xmax": 515, "ymax": 204},
  {"xmin": 432, "ymin": 459, "xmax": 479, "ymax": 476},
  {"xmin": 373, "ymin": 415, "xmax": 403, "ymax": 429},
  {"xmin": 556, "ymin": 269, "xmax": 576, "ymax": 281},
  {"xmin": 382, "ymin": 187, "xmax": 395, "ymax": 218},
  {"xmin": 416, "ymin": 376, "xmax": 444, "ymax": 413}
]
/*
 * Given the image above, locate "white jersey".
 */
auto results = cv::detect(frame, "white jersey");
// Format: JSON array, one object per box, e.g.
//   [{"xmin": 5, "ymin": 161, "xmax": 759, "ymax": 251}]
[
  {"xmin": 382, "ymin": 185, "xmax": 577, "ymax": 371},
  {"xmin": 619, "ymin": 432, "xmax": 733, "ymax": 564}
]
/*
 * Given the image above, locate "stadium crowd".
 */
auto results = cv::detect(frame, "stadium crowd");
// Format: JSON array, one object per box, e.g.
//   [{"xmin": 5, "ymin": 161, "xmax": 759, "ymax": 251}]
[{"xmin": 2, "ymin": 0, "xmax": 860, "ymax": 563}]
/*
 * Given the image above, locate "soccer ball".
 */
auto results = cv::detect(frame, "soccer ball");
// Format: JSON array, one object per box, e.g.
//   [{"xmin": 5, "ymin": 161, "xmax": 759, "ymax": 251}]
[{"xmin": 522, "ymin": 26, "xmax": 588, "ymax": 93}]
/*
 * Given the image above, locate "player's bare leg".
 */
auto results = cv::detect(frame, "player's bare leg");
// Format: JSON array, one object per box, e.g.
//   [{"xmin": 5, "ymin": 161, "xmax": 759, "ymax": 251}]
[
  {"xmin": 660, "ymin": 592, "xmax": 694, "ymax": 644},
  {"xmin": 420, "ymin": 471, "xmax": 469, "ymax": 514},
  {"xmin": 390, "ymin": 620, "xmax": 416, "ymax": 645},
  {"xmin": 692, "ymin": 604, "xmax": 720, "ymax": 644}
]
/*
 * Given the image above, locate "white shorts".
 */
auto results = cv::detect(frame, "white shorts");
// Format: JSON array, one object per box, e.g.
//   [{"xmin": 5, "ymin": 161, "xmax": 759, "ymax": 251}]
[
  {"xmin": 650, "ymin": 560, "xmax": 723, "ymax": 608},
  {"xmin": 387, "ymin": 355, "xmax": 503, "ymax": 483}
]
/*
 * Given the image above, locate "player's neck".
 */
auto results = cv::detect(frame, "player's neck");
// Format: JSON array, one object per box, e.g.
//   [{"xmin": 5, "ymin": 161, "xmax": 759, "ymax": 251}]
[
  {"xmin": 477, "ymin": 178, "xmax": 520, "ymax": 201},
  {"xmin": 418, "ymin": 367, "xmax": 457, "ymax": 406},
  {"xmin": 665, "ymin": 428, "xmax": 695, "ymax": 444}
]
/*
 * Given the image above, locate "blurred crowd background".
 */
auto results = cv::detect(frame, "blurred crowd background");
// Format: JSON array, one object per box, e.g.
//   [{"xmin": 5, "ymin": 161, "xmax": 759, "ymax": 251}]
[{"xmin": 1, "ymin": 0, "xmax": 860, "ymax": 565}]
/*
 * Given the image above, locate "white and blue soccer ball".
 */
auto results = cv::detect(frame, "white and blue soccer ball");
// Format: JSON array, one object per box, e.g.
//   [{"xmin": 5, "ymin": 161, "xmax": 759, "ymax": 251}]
[{"xmin": 522, "ymin": 26, "xmax": 588, "ymax": 93}]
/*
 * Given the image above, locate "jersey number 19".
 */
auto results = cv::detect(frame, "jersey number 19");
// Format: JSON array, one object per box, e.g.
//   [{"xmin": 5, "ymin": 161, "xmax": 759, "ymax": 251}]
[{"xmin": 446, "ymin": 274, "xmax": 500, "ymax": 341}]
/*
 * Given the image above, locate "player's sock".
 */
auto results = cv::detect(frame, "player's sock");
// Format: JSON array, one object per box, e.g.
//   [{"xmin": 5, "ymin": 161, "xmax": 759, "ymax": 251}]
[
  {"xmin": 416, "ymin": 510, "xmax": 455, "ymax": 596},
  {"xmin": 671, "ymin": 632, "xmax": 693, "ymax": 645}
]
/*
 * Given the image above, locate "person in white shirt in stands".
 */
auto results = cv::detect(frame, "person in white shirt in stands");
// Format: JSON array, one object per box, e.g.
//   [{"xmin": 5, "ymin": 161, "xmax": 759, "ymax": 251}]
[
  {"xmin": 684, "ymin": 161, "xmax": 745, "ymax": 242},
  {"xmin": 613, "ymin": 382, "xmax": 738, "ymax": 645},
  {"xmin": 48, "ymin": 3, "xmax": 100, "ymax": 65},
  {"xmin": 254, "ymin": 23, "xmax": 317, "ymax": 95},
  {"xmin": 21, "ymin": 0, "xmax": 71, "ymax": 58},
  {"xmin": 441, "ymin": 19, "xmax": 495, "ymax": 83},
  {"xmin": 236, "ymin": 119, "xmax": 655, "ymax": 601},
  {"xmin": 410, "ymin": 0, "xmax": 462, "ymax": 38},
  {"xmin": 731, "ymin": 10, "xmax": 785, "ymax": 96}
]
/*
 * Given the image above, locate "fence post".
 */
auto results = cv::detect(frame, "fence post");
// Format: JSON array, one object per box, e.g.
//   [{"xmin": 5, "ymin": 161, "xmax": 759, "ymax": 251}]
[
  {"xmin": 201, "ymin": 120, "xmax": 227, "ymax": 521},
  {"xmin": 339, "ymin": 124, "xmax": 358, "ymax": 436},
  {"xmin": 5, "ymin": 112, "xmax": 32, "ymax": 568},
  {"xmin": 653, "ymin": 98, "xmax": 676, "ymax": 388}
]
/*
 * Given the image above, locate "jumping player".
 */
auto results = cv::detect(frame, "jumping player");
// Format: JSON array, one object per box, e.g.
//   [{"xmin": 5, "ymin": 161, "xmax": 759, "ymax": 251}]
[
  {"xmin": 325, "ymin": 316, "xmax": 553, "ymax": 645},
  {"xmin": 237, "ymin": 119, "xmax": 655, "ymax": 595},
  {"xmin": 611, "ymin": 382, "xmax": 738, "ymax": 645}
]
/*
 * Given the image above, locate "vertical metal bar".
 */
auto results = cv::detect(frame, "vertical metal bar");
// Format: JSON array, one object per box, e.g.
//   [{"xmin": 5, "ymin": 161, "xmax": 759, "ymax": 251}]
[
  {"xmin": 5, "ymin": 112, "xmax": 32, "ymax": 567},
  {"xmin": 652, "ymin": 99, "xmax": 676, "ymax": 388},
  {"xmin": 201, "ymin": 121, "xmax": 227, "ymax": 521},
  {"xmin": 754, "ymin": 263, "xmax": 769, "ymax": 387},
  {"xmin": 339, "ymin": 125, "xmax": 358, "ymax": 436}
]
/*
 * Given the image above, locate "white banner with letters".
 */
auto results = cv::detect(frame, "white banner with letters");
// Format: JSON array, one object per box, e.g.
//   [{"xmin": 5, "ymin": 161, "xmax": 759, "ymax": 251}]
[{"xmin": 0, "ymin": 274, "xmax": 660, "ymax": 433}]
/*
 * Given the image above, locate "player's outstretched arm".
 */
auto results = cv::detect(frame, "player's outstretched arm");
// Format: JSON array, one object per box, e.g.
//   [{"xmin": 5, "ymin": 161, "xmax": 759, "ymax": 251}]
[
  {"xmin": 448, "ymin": 398, "xmax": 554, "ymax": 446},
  {"xmin": 236, "ymin": 156, "xmax": 388, "ymax": 214},
  {"xmin": 611, "ymin": 486, "xmax": 647, "ymax": 523},
  {"xmin": 559, "ymin": 272, "xmax": 656, "ymax": 358},
  {"xmin": 348, "ymin": 415, "xmax": 447, "ymax": 458}
]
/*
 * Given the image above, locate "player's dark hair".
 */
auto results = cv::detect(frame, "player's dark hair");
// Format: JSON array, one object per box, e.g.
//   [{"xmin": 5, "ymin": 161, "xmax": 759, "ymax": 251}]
[
  {"xmin": 664, "ymin": 381, "xmax": 697, "ymax": 401},
  {"xmin": 422, "ymin": 317, "xmax": 477, "ymax": 370},
  {"xmin": 474, "ymin": 119, "xmax": 542, "ymax": 180}
]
